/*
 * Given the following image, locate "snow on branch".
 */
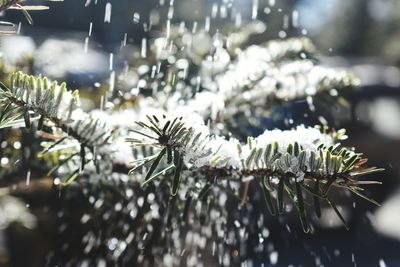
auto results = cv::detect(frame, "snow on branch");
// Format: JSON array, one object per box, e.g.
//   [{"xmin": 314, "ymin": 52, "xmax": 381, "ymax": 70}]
[
  {"xmin": 214, "ymin": 46, "xmax": 357, "ymax": 109},
  {"xmin": 127, "ymin": 113, "xmax": 378, "ymax": 176},
  {"xmin": 127, "ymin": 113, "xmax": 383, "ymax": 232},
  {"xmin": 216, "ymin": 59, "xmax": 358, "ymax": 102},
  {"xmin": 165, "ymin": 38, "xmax": 360, "ymax": 121}
]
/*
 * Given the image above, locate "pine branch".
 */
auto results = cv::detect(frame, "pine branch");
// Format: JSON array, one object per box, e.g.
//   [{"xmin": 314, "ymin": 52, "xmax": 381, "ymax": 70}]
[
  {"xmin": 0, "ymin": 72, "xmax": 114, "ymax": 184},
  {"xmin": 0, "ymin": 72, "xmax": 112, "ymax": 147},
  {"xmin": 202, "ymin": 43, "xmax": 359, "ymax": 120},
  {"xmin": 142, "ymin": 37, "xmax": 359, "ymax": 130},
  {"xmin": 127, "ymin": 114, "xmax": 383, "ymax": 231}
]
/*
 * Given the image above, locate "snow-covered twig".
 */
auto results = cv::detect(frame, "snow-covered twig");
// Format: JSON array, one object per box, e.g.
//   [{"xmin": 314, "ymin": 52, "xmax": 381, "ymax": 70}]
[{"xmin": 127, "ymin": 113, "xmax": 382, "ymax": 231}]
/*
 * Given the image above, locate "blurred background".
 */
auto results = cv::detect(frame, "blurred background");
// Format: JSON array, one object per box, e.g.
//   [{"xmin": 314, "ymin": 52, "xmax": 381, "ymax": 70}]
[{"xmin": 1, "ymin": 0, "xmax": 400, "ymax": 266}]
